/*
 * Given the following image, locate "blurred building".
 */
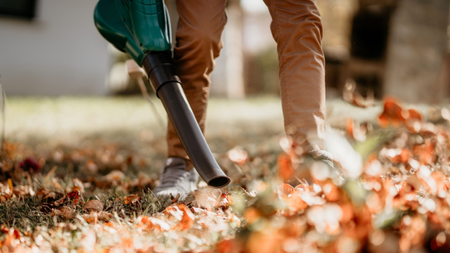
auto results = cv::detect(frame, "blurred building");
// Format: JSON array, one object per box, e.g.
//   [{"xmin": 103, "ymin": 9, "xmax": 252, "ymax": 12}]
[
  {"xmin": 0, "ymin": 0, "xmax": 109, "ymax": 96},
  {"xmin": 384, "ymin": 0, "xmax": 450, "ymax": 103},
  {"xmin": 319, "ymin": 0, "xmax": 450, "ymax": 103},
  {"xmin": 0, "ymin": 0, "xmax": 449, "ymax": 103}
]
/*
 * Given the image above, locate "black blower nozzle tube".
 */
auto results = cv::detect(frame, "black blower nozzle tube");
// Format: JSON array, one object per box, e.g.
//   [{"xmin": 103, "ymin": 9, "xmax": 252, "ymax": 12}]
[{"xmin": 142, "ymin": 51, "xmax": 231, "ymax": 188}]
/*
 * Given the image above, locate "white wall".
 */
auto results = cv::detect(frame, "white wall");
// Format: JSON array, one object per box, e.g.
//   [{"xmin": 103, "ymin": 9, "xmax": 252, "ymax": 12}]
[{"xmin": 0, "ymin": 0, "xmax": 109, "ymax": 96}]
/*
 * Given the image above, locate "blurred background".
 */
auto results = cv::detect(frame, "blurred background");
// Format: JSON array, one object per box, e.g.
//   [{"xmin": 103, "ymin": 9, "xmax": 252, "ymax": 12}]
[{"xmin": 0, "ymin": 0, "xmax": 449, "ymax": 103}]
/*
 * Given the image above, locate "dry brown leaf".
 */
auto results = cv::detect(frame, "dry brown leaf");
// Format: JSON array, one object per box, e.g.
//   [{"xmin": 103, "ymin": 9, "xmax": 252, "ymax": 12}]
[
  {"xmin": 71, "ymin": 178, "xmax": 85, "ymax": 193},
  {"xmin": 84, "ymin": 199, "xmax": 104, "ymax": 212},
  {"xmin": 51, "ymin": 206, "xmax": 74, "ymax": 219},
  {"xmin": 13, "ymin": 185, "xmax": 32, "ymax": 196},
  {"xmin": 36, "ymin": 188, "xmax": 58, "ymax": 200},
  {"xmin": 84, "ymin": 159, "xmax": 98, "ymax": 174},
  {"xmin": 104, "ymin": 170, "xmax": 125, "ymax": 182},
  {"xmin": 98, "ymin": 211, "xmax": 112, "ymax": 222},
  {"xmin": 171, "ymin": 193, "xmax": 181, "ymax": 203},
  {"xmin": 82, "ymin": 212, "xmax": 98, "ymax": 224},
  {"xmin": 123, "ymin": 194, "xmax": 140, "ymax": 205},
  {"xmin": 0, "ymin": 193, "xmax": 10, "ymax": 202},
  {"xmin": 83, "ymin": 211, "xmax": 112, "ymax": 223},
  {"xmin": 52, "ymin": 179, "xmax": 64, "ymax": 191},
  {"xmin": 54, "ymin": 195, "xmax": 67, "ymax": 206}
]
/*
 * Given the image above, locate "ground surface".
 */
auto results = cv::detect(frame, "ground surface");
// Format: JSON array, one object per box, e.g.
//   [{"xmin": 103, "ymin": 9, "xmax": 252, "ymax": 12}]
[{"xmin": 1, "ymin": 96, "xmax": 448, "ymax": 253}]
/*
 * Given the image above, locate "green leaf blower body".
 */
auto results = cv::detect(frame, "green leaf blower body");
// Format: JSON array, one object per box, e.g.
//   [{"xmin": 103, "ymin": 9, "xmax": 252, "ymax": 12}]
[{"xmin": 94, "ymin": 0, "xmax": 230, "ymax": 188}]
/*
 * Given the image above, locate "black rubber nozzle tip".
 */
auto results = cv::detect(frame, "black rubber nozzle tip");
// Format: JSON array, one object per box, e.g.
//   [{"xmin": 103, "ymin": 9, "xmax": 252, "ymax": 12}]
[{"xmin": 207, "ymin": 176, "xmax": 231, "ymax": 188}]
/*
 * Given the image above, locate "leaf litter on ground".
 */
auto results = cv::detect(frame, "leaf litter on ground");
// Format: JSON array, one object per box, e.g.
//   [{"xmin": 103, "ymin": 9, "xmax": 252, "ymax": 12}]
[{"xmin": 2, "ymin": 97, "xmax": 450, "ymax": 252}]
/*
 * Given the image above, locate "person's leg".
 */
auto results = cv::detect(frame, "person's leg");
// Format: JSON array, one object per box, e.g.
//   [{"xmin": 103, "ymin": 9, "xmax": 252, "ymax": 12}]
[
  {"xmin": 155, "ymin": 0, "xmax": 227, "ymax": 198},
  {"xmin": 263, "ymin": 0, "xmax": 326, "ymax": 152},
  {"xmin": 167, "ymin": 0, "xmax": 228, "ymax": 167}
]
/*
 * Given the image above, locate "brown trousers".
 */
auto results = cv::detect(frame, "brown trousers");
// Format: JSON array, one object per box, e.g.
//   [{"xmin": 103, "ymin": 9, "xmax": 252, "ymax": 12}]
[{"xmin": 168, "ymin": 0, "xmax": 326, "ymax": 161}]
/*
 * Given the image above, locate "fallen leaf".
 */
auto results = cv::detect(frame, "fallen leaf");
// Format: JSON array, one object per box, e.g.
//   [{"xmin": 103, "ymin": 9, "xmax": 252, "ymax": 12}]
[
  {"xmin": 51, "ymin": 206, "xmax": 74, "ymax": 219},
  {"xmin": 84, "ymin": 199, "xmax": 103, "ymax": 212},
  {"xmin": 18, "ymin": 157, "xmax": 41, "ymax": 173},
  {"xmin": 7, "ymin": 178, "xmax": 12, "ymax": 192},
  {"xmin": 174, "ymin": 203, "xmax": 195, "ymax": 231},
  {"xmin": 98, "ymin": 211, "xmax": 112, "ymax": 222},
  {"xmin": 123, "ymin": 194, "xmax": 140, "ymax": 205},
  {"xmin": 52, "ymin": 179, "xmax": 64, "ymax": 191},
  {"xmin": 67, "ymin": 190, "xmax": 80, "ymax": 201},
  {"xmin": 139, "ymin": 216, "xmax": 171, "ymax": 231},
  {"xmin": 228, "ymin": 148, "xmax": 248, "ymax": 165},
  {"xmin": 104, "ymin": 170, "xmax": 125, "ymax": 182},
  {"xmin": 0, "ymin": 193, "xmax": 10, "ymax": 202},
  {"xmin": 71, "ymin": 178, "xmax": 85, "ymax": 193},
  {"xmin": 278, "ymin": 183, "xmax": 293, "ymax": 198},
  {"xmin": 278, "ymin": 154, "xmax": 294, "ymax": 181}
]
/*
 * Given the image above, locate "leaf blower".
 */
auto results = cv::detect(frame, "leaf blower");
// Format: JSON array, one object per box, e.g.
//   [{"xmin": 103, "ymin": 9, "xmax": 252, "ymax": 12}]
[{"xmin": 94, "ymin": 0, "xmax": 230, "ymax": 188}]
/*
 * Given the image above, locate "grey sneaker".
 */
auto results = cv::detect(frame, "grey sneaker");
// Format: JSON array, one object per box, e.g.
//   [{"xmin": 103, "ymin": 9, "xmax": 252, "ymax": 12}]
[{"xmin": 153, "ymin": 157, "xmax": 199, "ymax": 199}]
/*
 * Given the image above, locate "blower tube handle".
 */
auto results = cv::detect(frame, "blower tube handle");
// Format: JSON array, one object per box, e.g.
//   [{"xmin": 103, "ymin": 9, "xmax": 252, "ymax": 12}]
[{"xmin": 142, "ymin": 52, "xmax": 231, "ymax": 188}]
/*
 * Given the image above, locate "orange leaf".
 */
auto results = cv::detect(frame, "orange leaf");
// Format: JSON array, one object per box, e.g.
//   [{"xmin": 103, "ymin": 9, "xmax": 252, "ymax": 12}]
[
  {"xmin": 278, "ymin": 183, "xmax": 293, "ymax": 198},
  {"xmin": 388, "ymin": 149, "xmax": 411, "ymax": 164},
  {"xmin": 407, "ymin": 109, "xmax": 422, "ymax": 121},
  {"xmin": 346, "ymin": 118, "xmax": 354, "ymax": 138},
  {"xmin": 323, "ymin": 182, "xmax": 340, "ymax": 202},
  {"xmin": 378, "ymin": 113, "xmax": 389, "ymax": 128},
  {"xmin": 82, "ymin": 212, "xmax": 98, "ymax": 224},
  {"xmin": 139, "ymin": 216, "xmax": 171, "ymax": 231},
  {"xmin": 124, "ymin": 194, "xmax": 141, "ymax": 205},
  {"xmin": 175, "ymin": 203, "xmax": 195, "ymax": 231},
  {"xmin": 405, "ymin": 119, "xmax": 421, "ymax": 133},
  {"xmin": 216, "ymin": 239, "xmax": 238, "ymax": 253},
  {"xmin": 383, "ymin": 98, "xmax": 405, "ymax": 120},
  {"xmin": 244, "ymin": 207, "xmax": 260, "ymax": 224},
  {"xmin": 7, "ymin": 179, "xmax": 13, "ymax": 192},
  {"xmin": 278, "ymin": 154, "xmax": 294, "ymax": 181},
  {"xmin": 413, "ymin": 142, "xmax": 435, "ymax": 165},
  {"xmin": 286, "ymin": 194, "xmax": 308, "ymax": 212}
]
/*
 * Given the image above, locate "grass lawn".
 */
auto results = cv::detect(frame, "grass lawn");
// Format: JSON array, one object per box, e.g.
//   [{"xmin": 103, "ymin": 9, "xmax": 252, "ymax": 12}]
[{"xmin": 1, "ymin": 96, "xmax": 446, "ymax": 253}]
